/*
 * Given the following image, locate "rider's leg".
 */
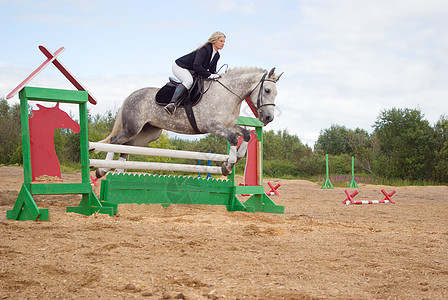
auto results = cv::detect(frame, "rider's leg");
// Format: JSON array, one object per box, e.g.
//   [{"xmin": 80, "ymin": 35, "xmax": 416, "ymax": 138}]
[
  {"xmin": 164, "ymin": 84, "xmax": 187, "ymax": 115},
  {"xmin": 165, "ymin": 63, "xmax": 194, "ymax": 115}
]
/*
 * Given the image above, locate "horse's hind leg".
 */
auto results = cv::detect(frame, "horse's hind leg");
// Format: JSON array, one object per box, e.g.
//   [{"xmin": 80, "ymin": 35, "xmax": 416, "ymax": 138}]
[
  {"xmin": 95, "ymin": 123, "xmax": 162, "ymax": 178},
  {"xmin": 95, "ymin": 152, "xmax": 115, "ymax": 178},
  {"xmin": 110, "ymin": 120, "xmax": 144, "ymax": 145},
  {"xmin": 95, "ymin": 119, "xmax": 145, "ymax": 178},
  {"xmin": 124, "ymin": 123, "xmax": 163, "ymax": 147},
  {"xmin": 112, "ymin": 124, "xmax": 163, "ymax": 174}
]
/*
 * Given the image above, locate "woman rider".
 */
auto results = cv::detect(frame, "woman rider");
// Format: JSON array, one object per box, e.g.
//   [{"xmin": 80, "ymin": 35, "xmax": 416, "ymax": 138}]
[{"xmin": 164, "ymin": 31, "xmax": 226, "ymax": 115}]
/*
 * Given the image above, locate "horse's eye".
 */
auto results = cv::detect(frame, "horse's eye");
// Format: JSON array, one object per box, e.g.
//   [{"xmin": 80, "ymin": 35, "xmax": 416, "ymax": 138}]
[{"xmin": 264, "ymin": 88, "xmax": 271, "ymax": 94}]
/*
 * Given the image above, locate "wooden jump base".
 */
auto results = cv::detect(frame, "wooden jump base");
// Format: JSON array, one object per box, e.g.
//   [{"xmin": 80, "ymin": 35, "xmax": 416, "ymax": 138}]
[
  {"xmin": 92, "ymin": 117, "xmax": 284, "ymax": 214},
  {"xmin": 100, "ymin": 173, "xmax": 247, "ymax": 213},
  {"xmin": 343, "ymin": 189, "xmax": 396, "ymax": 205},
  {"xmin": 99, "ymin": 173, "xmax": 284, "ymax": 214}
]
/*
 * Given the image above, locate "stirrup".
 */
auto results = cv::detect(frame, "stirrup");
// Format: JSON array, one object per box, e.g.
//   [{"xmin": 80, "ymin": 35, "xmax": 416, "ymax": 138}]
[{"xmin": 164, "ymin": 103, "xmax": 176, "ymax": 115}]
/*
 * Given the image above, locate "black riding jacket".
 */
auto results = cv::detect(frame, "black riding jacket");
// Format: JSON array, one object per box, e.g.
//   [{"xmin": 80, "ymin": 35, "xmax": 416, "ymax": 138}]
[{"xmin": 175, "ymin": 43, "xmax": 220, "ymax": 78}]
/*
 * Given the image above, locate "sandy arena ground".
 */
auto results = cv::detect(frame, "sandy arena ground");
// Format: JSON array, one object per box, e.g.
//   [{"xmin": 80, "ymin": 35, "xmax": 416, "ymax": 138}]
[{"xmin": 0, "ymin": 166, "xmax": 447, "ymax": 299}]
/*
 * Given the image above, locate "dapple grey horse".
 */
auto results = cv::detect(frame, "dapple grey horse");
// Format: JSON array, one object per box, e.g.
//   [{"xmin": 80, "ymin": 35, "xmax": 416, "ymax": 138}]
[{"xmin": 94, "ymin": 67, "xmax": 282, "ymax": 178}]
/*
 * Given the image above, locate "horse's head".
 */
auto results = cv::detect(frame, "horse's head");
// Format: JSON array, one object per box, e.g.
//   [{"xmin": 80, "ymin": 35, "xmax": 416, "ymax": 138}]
[{"xmin": 248, "ymin": 68, "xmax": 283, "ymax": 125}]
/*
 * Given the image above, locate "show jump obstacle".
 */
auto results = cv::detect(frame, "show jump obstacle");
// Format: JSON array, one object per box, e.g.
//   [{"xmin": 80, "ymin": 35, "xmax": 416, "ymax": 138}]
[
  {"xmin": 6, "ymin": 87, "xmax": 284, "ymax": 220},
  {"xmin": 93, "ymin": 116, "xmax": 284, "ymax": 214},
  {"xmin": 6, "ymin": 45, "xmax": 283, "ymax": 220},
  {"xmin": 6, "ymin": 87, "xmax": 115, "ymax": 220}
]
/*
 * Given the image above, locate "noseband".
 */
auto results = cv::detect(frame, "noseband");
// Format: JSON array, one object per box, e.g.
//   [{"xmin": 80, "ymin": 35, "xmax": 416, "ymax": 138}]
[{"xmin": 216, "ymin": 72, "xmax": 277, "ymax": 114}]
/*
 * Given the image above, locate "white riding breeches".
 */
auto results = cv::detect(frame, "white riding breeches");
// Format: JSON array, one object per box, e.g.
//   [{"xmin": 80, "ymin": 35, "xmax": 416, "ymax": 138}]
[{"xmin": 172, "ymin": 62, "xmax": 194, "ymax": 89}]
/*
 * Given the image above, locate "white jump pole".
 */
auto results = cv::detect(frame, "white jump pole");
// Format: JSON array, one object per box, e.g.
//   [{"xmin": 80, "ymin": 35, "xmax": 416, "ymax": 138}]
[
  {"xmin": 89, "ymin": 142, "xmax": 228, "ymax": 162},
  {"xmin": 89, "ymin": 159, "xmax": 223, "ymax": 174}
]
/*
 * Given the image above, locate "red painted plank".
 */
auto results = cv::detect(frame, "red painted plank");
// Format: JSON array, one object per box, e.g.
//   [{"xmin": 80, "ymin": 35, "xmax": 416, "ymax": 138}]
[
  {"xmin": 6, "ymin": 46, "xmax": 65, "ymax": 99},
  {"xmin": 39, "ymin": 45, "xmax": 97, "ymax": 105}
]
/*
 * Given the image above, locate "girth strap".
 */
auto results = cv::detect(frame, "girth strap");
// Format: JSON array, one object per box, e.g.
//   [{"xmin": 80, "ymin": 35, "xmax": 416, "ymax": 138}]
[{"xmin": 184, "ymin": 103, "xmax": 201, "ymax": 134}]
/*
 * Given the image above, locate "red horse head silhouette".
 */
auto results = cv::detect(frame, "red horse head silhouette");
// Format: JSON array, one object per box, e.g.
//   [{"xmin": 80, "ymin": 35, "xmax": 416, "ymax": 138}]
[{"xmin": 29, "ymin": 103, "xmax": 80, "ymax": 181}]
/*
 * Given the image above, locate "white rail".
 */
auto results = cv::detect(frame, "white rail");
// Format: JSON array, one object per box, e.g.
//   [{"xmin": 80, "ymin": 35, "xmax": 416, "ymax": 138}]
[
  {"xmin": 89, "ymin": 142, "xmax": 228, "ymax": 162},
  {"xmin": 89, "ymin": 159, "xmax": 223, "ymax": 174}
]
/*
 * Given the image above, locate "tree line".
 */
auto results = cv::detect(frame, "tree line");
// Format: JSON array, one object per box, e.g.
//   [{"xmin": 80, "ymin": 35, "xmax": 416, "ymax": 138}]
[{"xmin": 1, "ymin": 98, "xmax": 447, "ymax": 185}]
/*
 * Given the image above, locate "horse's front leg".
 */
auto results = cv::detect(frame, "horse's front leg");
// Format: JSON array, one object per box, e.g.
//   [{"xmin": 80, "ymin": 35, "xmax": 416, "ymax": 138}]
[
  {"xmin": 232, "ymin": 125, "xmax": 251, "ymax": 162},
  {"xmin": 208, "ymin": 124, "xmax": 251, "ymax": 176}
]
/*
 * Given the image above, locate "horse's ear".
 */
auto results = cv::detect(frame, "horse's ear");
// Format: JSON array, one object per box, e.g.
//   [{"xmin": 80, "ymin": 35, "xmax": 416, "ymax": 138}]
[
  {"xmin": 276, "ymin": 72, "xmax": 284, "ymax": 82},
  {"xmin": 268, "ymin": 67, "xmax": 276, "ymax": 78}
]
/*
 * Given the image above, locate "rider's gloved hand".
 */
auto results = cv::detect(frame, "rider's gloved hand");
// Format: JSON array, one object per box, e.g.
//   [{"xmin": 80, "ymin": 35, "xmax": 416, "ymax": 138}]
[{"xmin": 208, "ymin": 74, "xmax": 221, "ymax": 80}]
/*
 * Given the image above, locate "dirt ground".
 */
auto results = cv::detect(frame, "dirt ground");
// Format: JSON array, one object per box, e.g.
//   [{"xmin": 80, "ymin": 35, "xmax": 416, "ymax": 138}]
[{"xmin": 0, "ymin": 166, "xmax": 447, "ymax": 300}]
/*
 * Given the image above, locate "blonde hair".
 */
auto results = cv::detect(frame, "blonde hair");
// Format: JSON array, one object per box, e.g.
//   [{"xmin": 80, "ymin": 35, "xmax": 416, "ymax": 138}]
[{"xmin": 196, "ymin": 31, "xmax": 226, "ymax": 51}]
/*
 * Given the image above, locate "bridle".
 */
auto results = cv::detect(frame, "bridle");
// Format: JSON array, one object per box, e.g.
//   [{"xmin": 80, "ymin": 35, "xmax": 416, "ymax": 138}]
[
  {"xmin": 214, "ymin": 72, "xmax": 277, "ymax": 114},
  {"xmin": 253, "ymin": 72, "xmax": 277, "ymax": 111}
]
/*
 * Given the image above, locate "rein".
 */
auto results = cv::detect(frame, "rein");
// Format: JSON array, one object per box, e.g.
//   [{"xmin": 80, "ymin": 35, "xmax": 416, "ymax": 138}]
[{"xmin": 215, "ymin": 72, "xmax": 277, "ymax": 113}]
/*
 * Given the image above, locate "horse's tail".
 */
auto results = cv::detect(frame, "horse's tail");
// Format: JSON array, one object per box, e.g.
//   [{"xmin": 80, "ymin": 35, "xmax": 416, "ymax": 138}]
[{"xmin": 97, "ymin": 107, "xmax": 123, "ymax": 144}]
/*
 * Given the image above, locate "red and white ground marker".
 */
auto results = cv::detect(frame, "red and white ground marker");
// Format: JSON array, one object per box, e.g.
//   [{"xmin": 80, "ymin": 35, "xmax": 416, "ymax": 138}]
[
  {"xmin": 268, "ymin": 182, "xmax": 281, "ymax": 196},
  {"xmin": 343, "ymin": 189, "xmax": 396, "ymax": 205}
]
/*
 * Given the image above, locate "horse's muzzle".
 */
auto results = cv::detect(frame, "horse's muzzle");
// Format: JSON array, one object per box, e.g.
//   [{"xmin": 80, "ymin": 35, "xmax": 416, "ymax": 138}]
[{"xmin": 260, "ymin": 113, "xmax": 274, "ymax": 125}]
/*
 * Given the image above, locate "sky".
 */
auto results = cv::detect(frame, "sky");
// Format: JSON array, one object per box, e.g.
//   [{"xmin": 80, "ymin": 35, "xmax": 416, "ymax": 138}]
[{"xmin": 1, "ymin": 0, "xmax": 448, "ymax": 147}]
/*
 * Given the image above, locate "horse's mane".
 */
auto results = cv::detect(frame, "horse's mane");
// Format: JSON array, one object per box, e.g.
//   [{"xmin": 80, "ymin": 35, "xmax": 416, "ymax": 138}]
[
  {"xmin": 221, "ymin": 67, "xmax": 283, "ymax": 83},
  {"xmin": 220, "ymin": 67, "xmax": 267, "ymax": 82},
  {"xmin": 224, "ymin": 67, "xmax": 267, "ymax": 74}
]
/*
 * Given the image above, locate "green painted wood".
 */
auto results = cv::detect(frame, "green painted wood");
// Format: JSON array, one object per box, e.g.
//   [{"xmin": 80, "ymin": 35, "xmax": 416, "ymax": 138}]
[
  {"xmin": 22, "ymin": 86, "xmax": 88, "ymax": 104},
  {"xmin": 8, "ymin": 87, "xmax": 112, "ymax": 220},
  {"xmin": 347, "ymin": 156, "xmax": 359, "ymax": 188},
  {"xmin": 30, "ymin": 183, "xmax": 92, "ymax": 194},
  {"xmin": 99, "ymin": 172, "xmax": 285, "ymax": 214},
  {"xmin": 321, "ymin": 154, "xmax": 334, "ymax": 189},
  {"xmin": 243, "ymin": 194, "xmax": 285, "ymax": 214},
  {"xmin": 19, "ymin": 91, "xmax": 32, "ymax": 184},
  {"xmin": 78, "ymin": 101, "xmax": 91, "ymax": 184},
  {"xmin": 236, "ymin": 116, "xmax": 264, "ymax": 127},
  {"xmin": 6, "ymin": 184, "xmax": 49, "ymax": 221},
  {"xmin": 100, "ymin": 173, "xmax": 248, "ymax": 211},
  {"xmin": 67, "ymin": 191, "xmax": 116, "ymax": 216},
  {"xmin": 235, "ymin": 185, "xmax": 264, "ymax": 194}
]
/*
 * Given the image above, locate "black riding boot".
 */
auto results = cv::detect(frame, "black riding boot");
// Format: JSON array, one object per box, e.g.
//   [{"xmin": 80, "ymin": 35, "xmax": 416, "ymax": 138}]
[{"xmin": 164, "ymin": 84, "xmax": 187, "ymax": 115}]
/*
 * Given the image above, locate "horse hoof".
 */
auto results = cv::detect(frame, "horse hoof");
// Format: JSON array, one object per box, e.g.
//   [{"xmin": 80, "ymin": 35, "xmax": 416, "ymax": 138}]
[
  {"xmin": 95, "ymin": 169, "xmax": 105, "ymax": 179},
  {"xmin": 221, "ymin": 165, "xmax": 232, "ymax": 176}
]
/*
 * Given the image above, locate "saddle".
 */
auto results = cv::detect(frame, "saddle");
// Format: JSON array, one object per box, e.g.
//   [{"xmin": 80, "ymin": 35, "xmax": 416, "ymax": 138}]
[
  {"xmin": 155, "ymin": 75, "xmax": 204, "ymax": 106},
  {"xmin": 155, "ymin": 75, "xmax": 204, "ymax": 134}
]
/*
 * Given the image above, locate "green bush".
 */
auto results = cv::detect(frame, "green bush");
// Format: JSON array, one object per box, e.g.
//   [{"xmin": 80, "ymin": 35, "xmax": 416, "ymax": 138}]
[{"xmin": 263, "ymin": 160, "xmax": 301, "ymax": 178}]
